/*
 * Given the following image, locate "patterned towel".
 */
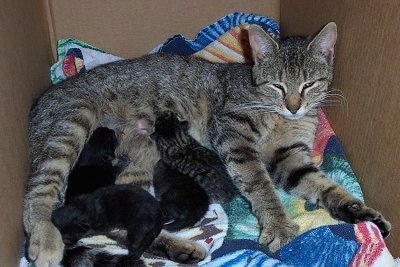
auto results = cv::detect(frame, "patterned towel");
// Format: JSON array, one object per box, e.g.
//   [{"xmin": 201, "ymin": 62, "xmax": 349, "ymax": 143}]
[{"xmin": 21, "ymin": 12, "xmax": 396, "ymax": 267}]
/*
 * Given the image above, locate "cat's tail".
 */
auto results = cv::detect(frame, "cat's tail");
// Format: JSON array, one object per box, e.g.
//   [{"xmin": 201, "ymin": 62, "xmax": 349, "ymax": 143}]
[{"xmin": 62, "ymin": 245, "xmax": 145, "ymax": 267}]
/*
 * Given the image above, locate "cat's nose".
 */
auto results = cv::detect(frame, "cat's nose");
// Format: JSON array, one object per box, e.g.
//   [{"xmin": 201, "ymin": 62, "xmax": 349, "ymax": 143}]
[
  {"xmin": 285, "ymin": 94, "xmax": 301, "ymax": 114},
  {"xmin": 287, "ymin": 106, "xmax": 300, "ymax": 114}
]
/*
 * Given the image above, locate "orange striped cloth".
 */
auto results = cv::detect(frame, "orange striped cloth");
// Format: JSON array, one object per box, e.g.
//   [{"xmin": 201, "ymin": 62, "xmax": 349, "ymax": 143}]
[{"xmin": 194, "ymin": 24, "xmax": 253, "ymax": 63}]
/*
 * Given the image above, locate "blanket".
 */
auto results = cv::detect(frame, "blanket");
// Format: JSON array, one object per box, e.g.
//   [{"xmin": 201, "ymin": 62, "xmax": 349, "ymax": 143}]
[{"xmin": 21, "ymin": 12, "xmax": 397, "ymax": 267}]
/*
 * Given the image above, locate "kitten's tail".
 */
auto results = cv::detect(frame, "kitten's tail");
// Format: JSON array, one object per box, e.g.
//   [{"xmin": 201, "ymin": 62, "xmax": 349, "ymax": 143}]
[{"xmin": 62, "ymin": 245, "xmax": 145, "ymax": 267}]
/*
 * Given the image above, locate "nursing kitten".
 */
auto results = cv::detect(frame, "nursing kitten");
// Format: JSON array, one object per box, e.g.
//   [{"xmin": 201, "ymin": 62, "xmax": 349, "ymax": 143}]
[
  {"xmin": 65, "ymin": 127, "xmax": 129, "ymax": 203},
  {"xmin": 153, "ymin": 159, "xmax": 210, "ymax": 231},
  {"xmin": 24, "ymin": 22, "xmax": 391, "ymax": 267},
  {"xmin": 52, "ymin": 184, "xmax": 163, "ymax": 265},
  {"xmin": 151, "ymin": 111, "xmax": 237, "ymax": 203}
]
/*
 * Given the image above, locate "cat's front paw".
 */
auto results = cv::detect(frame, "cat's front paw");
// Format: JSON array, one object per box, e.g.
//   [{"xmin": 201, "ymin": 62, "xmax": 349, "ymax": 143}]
[
  {"xmin": 167, "ymin": 239, "xmax": 206, "ymax": 263},
  {"xmin": 334, "ymin": 200, "xmax": 391, "ymax": 238},
  {"xmin": 27, "ymin": 221, "xmax": 65, "ymax": 267},
  {"xmin": 259, "ymin": 218, "xmax": 299, "ymax": 253}
]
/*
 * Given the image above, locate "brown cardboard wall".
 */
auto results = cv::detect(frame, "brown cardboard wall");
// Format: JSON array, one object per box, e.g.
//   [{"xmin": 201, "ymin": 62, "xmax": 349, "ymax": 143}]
[
  {"xmin": 0, "ymin": 0, "xmax": 52, "ymax": 265},
  {"xmin": 281, "ymin": 0, "xmax": 400, "ymax": 255},
  {"xmin": 46, "ymin": 0, "xmax": 280, "ymax": 58}
]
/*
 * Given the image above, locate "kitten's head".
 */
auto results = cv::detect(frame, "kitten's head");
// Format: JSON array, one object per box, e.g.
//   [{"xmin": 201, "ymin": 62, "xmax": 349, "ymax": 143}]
[
  {"xmin": 78, "ymin": 127, "xmax": 118, "ymax": 167},
  {"xmin": 150, "ymin": 111, "xmax": 191, "ymax": 148},
  {"xmin": 51, "ymin": 205, "xmax": 91, "ymax": 246},
  {"xmin": 248, "ymin": 22, "xmax": 337, "ymax": 120}
]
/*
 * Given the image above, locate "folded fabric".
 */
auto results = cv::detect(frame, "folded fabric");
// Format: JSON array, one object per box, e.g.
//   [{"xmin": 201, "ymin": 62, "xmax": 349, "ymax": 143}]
[
  {"xmin": 151, "ymin": 12, "xmax": 279, "ymax": 56},
  {"xmin": 50, "ymin": 38, "xmax": 123, "ymax": 84}
]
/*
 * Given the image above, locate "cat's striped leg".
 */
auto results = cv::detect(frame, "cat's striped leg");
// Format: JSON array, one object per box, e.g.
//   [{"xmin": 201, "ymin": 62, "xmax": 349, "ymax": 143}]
[
  {"xmin": 229, "ymin": 157, "xmax": 299, "ymax": 252},
  {"xmin": 24, "ymin": 107, "xmax": 96, "ymax": 267},
  {"xmin": 269, "ymin": 142, "xmax": 391, "ymax": 238},
  {"xmin": 210, "ymin": 122, "xmax": 299, "ymax": 252}
]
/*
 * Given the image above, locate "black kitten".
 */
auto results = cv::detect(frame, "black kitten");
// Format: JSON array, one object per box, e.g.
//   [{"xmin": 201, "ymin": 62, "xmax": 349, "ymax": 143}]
[
  {"xmin": 150, "ymin": 111, "xmax": 238, "ymax": 203},
  {"xmin": 54, "ymin": 127, "xmax": 161, "ymax": 262},
  {"xmin": 52, "ymin": 184, "xmax": 163, "ymax": 261},
  {"xmin": 153, "ymin": 160, "xmax": 209, "ymax": 231},
  {"xmin": 65, "ymin": 127, "xmax": 129, "ymax": 203}
]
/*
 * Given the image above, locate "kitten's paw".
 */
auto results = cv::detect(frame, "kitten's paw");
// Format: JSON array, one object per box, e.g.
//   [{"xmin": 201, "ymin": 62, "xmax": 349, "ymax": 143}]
[
  {"xmin": 27, "ymin": 221, "xmax": 64, "ymax": 267},
  {"xmin": 116, "ymin": 155, "xmax": 131, "ymax": 168},
  {"xmin": 334, "ymin": 200, "xmax": 391, "ymax": 238},
  {"xmin": 147, "ymin": 230, "xmax": 206, "ymax": 263},
  {"xmin": 259, "ymin": 218, "xmax": 299, "ymax": 253}
]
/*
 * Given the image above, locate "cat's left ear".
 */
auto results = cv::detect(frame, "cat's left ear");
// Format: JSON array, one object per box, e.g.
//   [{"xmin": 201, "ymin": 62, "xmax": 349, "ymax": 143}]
[
  {"xmin": 248, "ymin": 24, "xmax": 279, "ymax": 62},
  {"xmin": 308, "ymin": 22, "xmax": 337, "ymax": 62}
]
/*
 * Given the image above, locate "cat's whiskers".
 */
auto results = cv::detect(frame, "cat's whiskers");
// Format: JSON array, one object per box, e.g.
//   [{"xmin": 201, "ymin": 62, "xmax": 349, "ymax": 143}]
[
  {"xmin": 306, "ymin": 89, "xmax": 348, "ymax": 116},
  {"xmin": 224, "ymin": 102, "xmax": 277, "ymax": 114}
]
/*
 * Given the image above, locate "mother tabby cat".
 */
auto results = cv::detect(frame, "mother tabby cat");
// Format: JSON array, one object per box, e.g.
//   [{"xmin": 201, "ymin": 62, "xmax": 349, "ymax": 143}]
[{"xmin": 24, "ymin": 22, "xmax": 391, "ymax": 266}]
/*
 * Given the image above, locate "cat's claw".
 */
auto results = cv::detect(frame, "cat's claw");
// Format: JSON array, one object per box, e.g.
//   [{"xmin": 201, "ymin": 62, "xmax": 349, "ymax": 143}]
[
  {"xmin": 259, "ymin": 217, "xmax": 299, "ymax": 253},
  {"xmin": 335, "ymin": 200, "xmax": 392, "ymax": 238},
  {"xmin": 27, "ymin": 221, "xmax": 64, "ymax": 267}
]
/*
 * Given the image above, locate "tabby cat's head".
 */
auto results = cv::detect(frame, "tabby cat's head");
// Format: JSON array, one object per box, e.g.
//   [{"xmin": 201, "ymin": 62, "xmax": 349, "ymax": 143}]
[{"xmin": 248, "ymin": 22, "xmax": 337, "ymax": 120}]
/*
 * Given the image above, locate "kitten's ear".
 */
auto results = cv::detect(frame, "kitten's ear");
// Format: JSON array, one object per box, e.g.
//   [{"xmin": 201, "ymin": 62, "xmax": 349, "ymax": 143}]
[
  {"xmin": 179, "ymin": 120, "xmax": 189, "ymax": 130},
  {"xmin": 149, "ymin": 132, "xmax": 158, "ymax": 142},
  {"xmin": 308, "ymin": 22, "xmax": 337, "ymax": 61},
  {"xmin": 248, "ymin": 24, "xmax": 279, "ymax": 61}
]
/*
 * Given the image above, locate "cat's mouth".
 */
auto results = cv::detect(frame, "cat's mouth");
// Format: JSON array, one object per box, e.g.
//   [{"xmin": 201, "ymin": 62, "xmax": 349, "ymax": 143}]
[{"xmin": 280, "ymin": 107, "xmax": 307, "ymax": 120}]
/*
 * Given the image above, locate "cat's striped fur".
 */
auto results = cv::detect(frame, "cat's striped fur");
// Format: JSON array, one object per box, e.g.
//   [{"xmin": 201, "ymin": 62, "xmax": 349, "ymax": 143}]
[
  {"xmin": 24, "ymin": 22, "xmax": 391, "ymax": 266},
  {"xmin": 151, "ymin": 111, "xmax": 237, "ymax": 203}
]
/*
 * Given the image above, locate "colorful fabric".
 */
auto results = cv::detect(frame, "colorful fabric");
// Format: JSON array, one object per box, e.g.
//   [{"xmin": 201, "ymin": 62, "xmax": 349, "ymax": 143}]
[
  {"xmin": 207, "ymin": 222, "xmax": 396, "ymax": 267},
  {"xmin": 151, "ymin": 12, "xmax": 279, "ymax": 56},
  {"xmin": 50, "ymin": 38, "xmax": 122, "ymax": 84},
  {"xmin": 22, "ymin": 12, "xmax": 396, "ymax": 267}
]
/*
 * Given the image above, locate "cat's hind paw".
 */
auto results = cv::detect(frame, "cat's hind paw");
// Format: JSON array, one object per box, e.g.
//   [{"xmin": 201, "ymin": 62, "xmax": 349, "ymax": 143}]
[
  {"xmin": 259, "ymin": 218, "xmax": 299, "ymax": 253},
  {"xmin": 27, "ymin": 221, "xmax": 65, "ymax": 267}
]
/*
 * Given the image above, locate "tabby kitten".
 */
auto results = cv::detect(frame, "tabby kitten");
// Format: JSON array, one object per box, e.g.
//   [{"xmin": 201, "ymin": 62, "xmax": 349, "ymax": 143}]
[
  {"xmin": 24, "ymin": 22, "xmax": 391, "ymax": 267},
  {"xmin": 151, "ymin": 111, "xmax": 237, "ymax": 203}
]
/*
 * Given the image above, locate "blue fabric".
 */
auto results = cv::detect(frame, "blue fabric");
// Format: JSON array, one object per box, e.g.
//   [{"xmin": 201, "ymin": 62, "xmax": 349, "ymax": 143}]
[
  {"xmin": 157, "ymin": 12, "xmax": 279, "ymax": 55},
  {"xmin": 207, "ymin": 223, "xmax": 362, "ymax": 267}
]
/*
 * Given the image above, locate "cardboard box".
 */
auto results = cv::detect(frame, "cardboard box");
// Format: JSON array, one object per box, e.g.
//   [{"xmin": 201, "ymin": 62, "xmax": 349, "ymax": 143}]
[{"xmin": 0, "ymin": 0, "xmax": 398, "ymax": 265}]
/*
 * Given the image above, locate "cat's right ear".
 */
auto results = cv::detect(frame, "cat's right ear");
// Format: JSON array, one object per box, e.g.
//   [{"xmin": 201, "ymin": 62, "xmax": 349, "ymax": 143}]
[{"xmin": 248, "ymin": 24, "xmax": 279, "ymax": 62}]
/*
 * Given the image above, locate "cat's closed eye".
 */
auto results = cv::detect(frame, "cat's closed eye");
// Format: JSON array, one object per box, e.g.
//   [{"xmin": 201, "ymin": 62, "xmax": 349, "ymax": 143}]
[
  {"xmin": 272, "ymin": 83, "xmax": 285, "ymax": 91},
  {"xmin": 302, "ymin": 81, "xmax": 315, "ymax": 89}
]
